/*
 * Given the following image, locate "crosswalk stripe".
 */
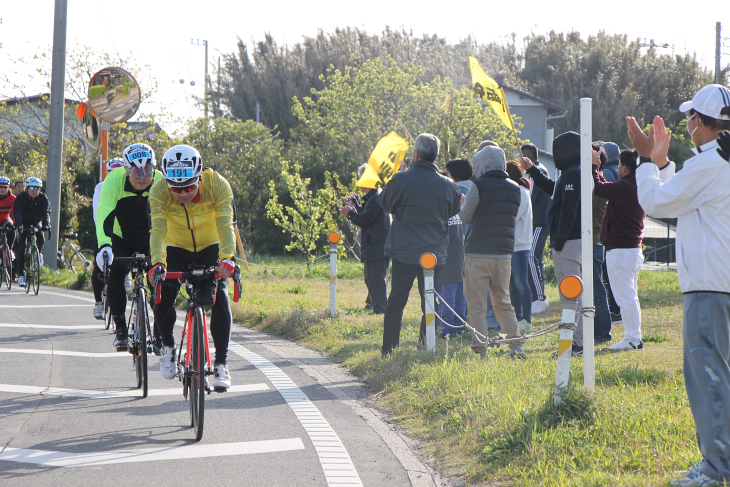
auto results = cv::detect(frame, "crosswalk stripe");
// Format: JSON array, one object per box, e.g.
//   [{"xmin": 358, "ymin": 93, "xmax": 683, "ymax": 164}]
[
  {"xmin": 0, "ymin": 383, "xmax": 269, "ymax": 398},
  {"xmin": 0, "ymin": 438, "xmax": 304, "ymax": 467}
]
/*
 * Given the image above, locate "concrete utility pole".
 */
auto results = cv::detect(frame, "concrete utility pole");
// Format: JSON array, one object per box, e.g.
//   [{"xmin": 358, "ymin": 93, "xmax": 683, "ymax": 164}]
[
  {"xmin": 716, "ymin": 22, "xmax": 722, "ymax": 85},
  {"xmin": 45, "ymin": 0, "xmax": 68, "ymax": 270},
  {"xmin": 192, "ymin": 39, "xmax": 210, "ymax": 117}
]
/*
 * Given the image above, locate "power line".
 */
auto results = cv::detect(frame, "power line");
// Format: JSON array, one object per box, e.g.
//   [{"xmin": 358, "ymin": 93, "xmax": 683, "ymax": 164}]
[{"xmin": 93, "ymin": 0, "xmax": 123, "ymax": 66}]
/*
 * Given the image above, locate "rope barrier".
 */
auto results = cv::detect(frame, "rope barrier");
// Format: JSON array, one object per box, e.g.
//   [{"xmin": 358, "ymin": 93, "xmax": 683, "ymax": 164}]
[{"xmin": 431, "ymin": 290, "xmax": 565, "ymax": 348}]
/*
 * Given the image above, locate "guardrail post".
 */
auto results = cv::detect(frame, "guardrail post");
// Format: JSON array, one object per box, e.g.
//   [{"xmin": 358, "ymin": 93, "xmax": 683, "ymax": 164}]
[
  {"xmin": 554, "ymin": 276, "xmax": 583, "ymax": 406},
  {"xmin": 328, "ymin": 232, "xmax": 340, "ymax": 318},
  {"xmin": 420, "ymin": 253, "xmax": 437, "ymax": 352}
]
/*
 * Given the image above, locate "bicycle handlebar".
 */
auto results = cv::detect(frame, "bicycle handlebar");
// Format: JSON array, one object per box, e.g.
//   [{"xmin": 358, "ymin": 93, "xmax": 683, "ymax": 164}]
[{"xmin": 154, "ymin": 265, "xmax": 241, "ymax": 305}]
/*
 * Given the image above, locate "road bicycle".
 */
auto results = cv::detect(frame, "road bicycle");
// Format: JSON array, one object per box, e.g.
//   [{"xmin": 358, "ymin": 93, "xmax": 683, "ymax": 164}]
[
  {"xmin": 101, "ymin": 260, "xmax": 113, "ymax": 332},
  {"xmin": 21, "ymin": 224, "xmax": 44, "ymax": 295},
  {"xmin": 115, "ymin": 255, "xmax": 155, "ymax": 397},
  {"xmin": 0, "ymin": 224, "xmax": 14, "ymax": 291},
  {"xmin": 57, "ymin": 233, "xmax": 93, "ymax": 274},
  {"xmin": 155, "ymin": 264, "xmax": 241, "ymax": 441}
]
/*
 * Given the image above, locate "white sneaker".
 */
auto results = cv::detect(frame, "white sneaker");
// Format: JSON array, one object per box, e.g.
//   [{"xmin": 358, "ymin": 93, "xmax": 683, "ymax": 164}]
[
  {"xmin": 518, "ymin": 319, "xmax": 533, "ymax": 334},
  {"xmin": 159, "ymin": 346, "xmax": 177, "ymax": 379},
  {"xmin": 124, "ymin": 274, "xmax": 132, "ymax": 293},
  {"xmin": 674, "ymin": 461, "xmax": 705, "ymax": 479},
  {"xmin": 18, "ymin": 275, "xmax": 25, "ymax": 287},
  {"xmin": 670, "ymin": 471, "xmax": 720, "ymax": 486},
  {"xmin": 608, "ymin": 337, "xmax": 644, "ymax": 351},
  {"xmin": 93, "ymin": 302, "xmax": 104, "ymax": 320},
  {"xmin": 531, "ymin": 299, "xmax": 549, "ymax": 314},
  {"xmin": 212, "ymin": 363, "xmax": 231, "ymax": 390}
]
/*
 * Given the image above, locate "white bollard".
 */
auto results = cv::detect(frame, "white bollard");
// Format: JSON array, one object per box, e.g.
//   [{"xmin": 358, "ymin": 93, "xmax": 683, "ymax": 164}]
[
  {"xmin": 553, "ymin": 276, "xmax": 584, "ymax": 406},
  {"xmin": 580, "ymin": 97, "xmax": 595, "ymax": 390},
  {"xmin": 328, "ymin": 232, "xmax": 339, "ymax": 318},
  {"xmin": 420, "ymin": 253, "xmax": 437, "ymax": 352}
]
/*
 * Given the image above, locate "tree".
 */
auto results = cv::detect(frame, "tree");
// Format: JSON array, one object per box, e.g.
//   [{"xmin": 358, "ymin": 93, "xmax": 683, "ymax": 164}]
[
  {"xmin": 288, "ymin": 57, "xmax": 518, "ymax": 186},
  {"xmin": 265, "ymin": 162, "xmax": 341, "ymax": 262}
]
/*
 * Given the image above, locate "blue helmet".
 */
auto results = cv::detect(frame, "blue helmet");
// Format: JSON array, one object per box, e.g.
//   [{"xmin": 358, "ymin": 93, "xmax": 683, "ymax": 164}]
[{"xmin": 0, "ymin": 176, "xmax": 9, "ymax": 187}]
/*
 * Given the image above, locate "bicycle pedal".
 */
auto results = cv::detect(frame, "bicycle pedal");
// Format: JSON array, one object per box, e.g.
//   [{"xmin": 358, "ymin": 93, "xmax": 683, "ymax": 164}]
[{"xmin": 213, "ymin": 386, "xmax": 227, "ymax": 393}]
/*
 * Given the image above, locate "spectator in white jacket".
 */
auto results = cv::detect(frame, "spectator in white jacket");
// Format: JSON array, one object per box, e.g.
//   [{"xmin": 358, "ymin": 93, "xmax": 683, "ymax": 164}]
[
  {"xmin": 628, "ymin": 84, "xmax": 730, "ymax": 487},
  {"xmin": 506, "ymin": 160, "xmax": 533, "ymax": 333}
]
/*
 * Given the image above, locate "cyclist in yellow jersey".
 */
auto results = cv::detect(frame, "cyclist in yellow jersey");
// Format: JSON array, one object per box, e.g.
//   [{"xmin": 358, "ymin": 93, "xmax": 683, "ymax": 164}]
[{"xmin": 147, "ymin": 144, "xmax": 236, "ymax": 389}]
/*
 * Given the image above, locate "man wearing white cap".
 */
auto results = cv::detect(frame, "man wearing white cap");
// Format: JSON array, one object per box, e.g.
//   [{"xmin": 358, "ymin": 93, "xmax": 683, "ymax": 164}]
[{"xmin": 627, "ymin": 84, "xmax": 730, "ymax": 487}]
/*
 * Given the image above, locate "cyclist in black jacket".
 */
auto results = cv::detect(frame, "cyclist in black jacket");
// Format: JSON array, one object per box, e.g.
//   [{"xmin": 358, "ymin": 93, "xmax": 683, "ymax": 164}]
[{"xmin": 13, "ymin": 177, "xmax": 51, "ymax": 287}]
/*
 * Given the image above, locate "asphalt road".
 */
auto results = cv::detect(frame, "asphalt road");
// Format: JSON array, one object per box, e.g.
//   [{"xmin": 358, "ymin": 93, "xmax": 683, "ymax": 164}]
[{"xmin": 0, "ymin": 286, "xmax": 451, "ymax": 486}]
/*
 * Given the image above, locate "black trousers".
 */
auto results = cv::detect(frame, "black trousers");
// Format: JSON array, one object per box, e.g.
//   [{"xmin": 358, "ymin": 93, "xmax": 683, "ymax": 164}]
[
  {"xmin": 529, "ymin": 225, "xmax": 549, "ymax": 301},
  {"xmin": 382, "ymin": 259, "xmax": 442, "ymax": 356},
  {"xmin": 16, "ymin": 228, "xmax": 45, "ymax": 276},
  {"xmin": 153, "ymin": 244, "xmax": 231, "ymax": 364},
  {"xmin": 91, "ymin": 246, "xmax": 104, "ymax": 302},
  {"xmin": 364, "ymin": 257, "xmax": 389, "ymax": 314}
]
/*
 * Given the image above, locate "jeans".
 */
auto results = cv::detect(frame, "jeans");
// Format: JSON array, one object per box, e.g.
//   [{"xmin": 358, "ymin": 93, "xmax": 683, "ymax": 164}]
[
  {"xmin": 552, "ymin": 241, "xmax": 584, "ymax": 347},
  {"xmin": 509, "ymin": 250, "xmax": 532, "ymax": 323},
  {"xmin": 593, "ymin": 243, "xmax": 612, "ymax": 342},
  {"xmin": 486, "ymin": 291, "xmax": 499, "ymax": 328},
  {"xmin": 437, "ymin": 282, "xmax": 466, "ymax": 336}
]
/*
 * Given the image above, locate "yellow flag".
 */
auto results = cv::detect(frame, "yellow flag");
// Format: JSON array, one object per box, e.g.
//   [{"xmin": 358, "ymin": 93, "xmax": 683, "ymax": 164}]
[
  {"xmin": 468, "ymin": 56, "xmax": 514, "ymax": 131},
  {"xmin": 356, "ymin": 132, "xmax": 409, "ymax": 189}
]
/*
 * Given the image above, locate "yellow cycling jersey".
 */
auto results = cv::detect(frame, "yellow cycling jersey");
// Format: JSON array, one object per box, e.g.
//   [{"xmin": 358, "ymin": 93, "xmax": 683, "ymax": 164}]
[{"xmin": 148, "ymin": 168, "xmax": 236, "ymax": 266}]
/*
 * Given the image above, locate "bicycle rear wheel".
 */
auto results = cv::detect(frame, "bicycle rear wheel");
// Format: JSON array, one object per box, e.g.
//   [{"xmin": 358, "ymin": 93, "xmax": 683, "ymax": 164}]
[
  {"xmin": 135, "ymin": 289, "xmax": 149, "ymax": 398},
  {"xmin": 69, "ymin": 248, "xmax": 94, "ymax": 274},
  {"xmin": 189, "ymin": 306, "xmax": 206, "ymax": 441},
  {"xmin": 31, "ymin": 248, "xmax": 40, "ymax": 295}
]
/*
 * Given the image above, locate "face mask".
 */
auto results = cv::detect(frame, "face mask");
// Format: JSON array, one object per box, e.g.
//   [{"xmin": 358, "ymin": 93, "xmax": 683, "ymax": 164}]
[{"xmin": 686, "ymin": 114, "xmax": 698, "ymax": 141}]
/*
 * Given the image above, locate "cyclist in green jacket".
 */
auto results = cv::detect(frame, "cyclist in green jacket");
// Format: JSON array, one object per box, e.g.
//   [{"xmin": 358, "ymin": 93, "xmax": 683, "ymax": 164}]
[{"xmin": 95, "ymin": 143, "xmax": 163, "ymax": 351}]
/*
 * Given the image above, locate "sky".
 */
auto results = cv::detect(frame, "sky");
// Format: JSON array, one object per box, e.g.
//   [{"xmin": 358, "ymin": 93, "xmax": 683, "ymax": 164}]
[{"xmin": 1, "ymin": 1, "xmax": 728, "ymax": 134}]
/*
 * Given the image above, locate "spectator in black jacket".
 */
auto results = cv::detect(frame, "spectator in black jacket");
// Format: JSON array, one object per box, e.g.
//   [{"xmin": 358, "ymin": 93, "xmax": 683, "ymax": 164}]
[
  {"xmin": 13, "ymin": 177, "xmax": 51, "ymax": 286},
  {"xmin": 521, "ymin": 132, "xmax": 585, "ymax": 355},
  {"xmin": 340, "ymin": 164, "xmax": 391, "ymax": 314}
]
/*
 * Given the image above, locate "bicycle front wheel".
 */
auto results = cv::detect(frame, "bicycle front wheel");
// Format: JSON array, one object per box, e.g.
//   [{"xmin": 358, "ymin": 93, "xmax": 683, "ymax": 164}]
[
  {"xmin": 31, "ymin": 248, "xmax": 40, "ymax": 295},
  {"xmin": 189, "ymin": 306, "xmax": 206, "ymax": 441},
  {"xmin": 1, "ymin": 247, "xmax": 10, "ymax": 290},
  {"xmin": 69, "ymin": 248, "xmax": 94, "ymax": 274},
  {"xmin": 135, "ymin": 289, "xmax": 149, "ymax": 398}
]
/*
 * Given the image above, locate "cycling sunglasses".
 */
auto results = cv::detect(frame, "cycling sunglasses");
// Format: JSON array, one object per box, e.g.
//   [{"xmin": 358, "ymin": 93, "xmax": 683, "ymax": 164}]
[
  {"xmin": 168, "ymin": 182, "xmax": 199, "ymax": 193},
  {"xmin": 27, "ymin": 186, "xmax": 41, "ymax": 191},
  {"xmin": 128, "ymin": 165, "xmax": 155, "ymax": 178}
]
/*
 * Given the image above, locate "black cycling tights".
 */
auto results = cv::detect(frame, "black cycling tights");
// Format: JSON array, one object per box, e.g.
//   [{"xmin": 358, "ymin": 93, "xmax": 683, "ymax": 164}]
[{"xmin": 153, "ymin": 244, "xmax": 231, "ymax": 365}]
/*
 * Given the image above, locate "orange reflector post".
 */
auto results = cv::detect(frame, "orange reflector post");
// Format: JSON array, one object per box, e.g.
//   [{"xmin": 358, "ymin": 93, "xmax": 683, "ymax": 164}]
[
  {"xmin": 328, "ymin": 232, "xmax": 340, "ymax": 244},
  {"xmin": 419, "ymin": 253, "xmax": 437, "ymax": 269},
  {"xmin": 559, "ymin": 275, "xmax": 583, "ymax": 300},
  {"xmin": 76, "ymin": 102, "xmax": 87, "ymax": 120}
]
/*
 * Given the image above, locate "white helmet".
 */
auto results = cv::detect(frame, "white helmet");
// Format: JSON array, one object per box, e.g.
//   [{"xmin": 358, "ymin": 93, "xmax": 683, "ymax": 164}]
[
  {"xmin": 122, "ymin": 143, "xmax": 156, "ymax": 178},
  {"xmin": 106, "ymin": 157, "xmax": 128, "ymax": 173},
  {"xmin": 161, "ymin": 145, "xmax": 203, "ymax": 186}
]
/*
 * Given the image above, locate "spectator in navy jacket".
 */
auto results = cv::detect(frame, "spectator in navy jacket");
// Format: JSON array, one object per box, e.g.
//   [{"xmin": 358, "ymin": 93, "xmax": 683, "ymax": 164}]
[
  {"xmin": 340, "ymin": 164, "xmax": 391, "ymax": 314},
  {"xmin": 521, "ymin": 132, "xmax": 585, "ymax": 355},
  {"xmin": 592, "ymin": 149, "xmax": 646, "ymax": 351}
]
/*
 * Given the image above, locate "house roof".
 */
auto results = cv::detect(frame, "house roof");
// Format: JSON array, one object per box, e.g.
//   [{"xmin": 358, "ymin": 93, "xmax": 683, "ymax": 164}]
[
  {"xmin": 0, "ymin": 93, "xmax": 78, "ymax": 106},
  {"xmin": 502, "ymin": 85, "xmax": 568, "ymax": 118}
]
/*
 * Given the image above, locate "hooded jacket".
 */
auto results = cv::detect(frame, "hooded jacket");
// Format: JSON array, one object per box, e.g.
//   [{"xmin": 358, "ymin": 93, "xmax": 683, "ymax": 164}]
[
  {"xmin": 347, "ymin": 189, "xmax": 390, "ymax": 262},
  {"xmin": 460, "ymin": 149, "xmax": 521, "ymax": 256},
  {"xmin": 526, "ymin": 132, "xmax": 582, "ymax": 251}
]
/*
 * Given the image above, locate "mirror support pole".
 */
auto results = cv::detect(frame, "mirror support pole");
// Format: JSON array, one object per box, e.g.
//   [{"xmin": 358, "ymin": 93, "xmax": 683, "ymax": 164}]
[{"xmin": 45, "ymin": 0, "xmax": 68, "ymax": 270}]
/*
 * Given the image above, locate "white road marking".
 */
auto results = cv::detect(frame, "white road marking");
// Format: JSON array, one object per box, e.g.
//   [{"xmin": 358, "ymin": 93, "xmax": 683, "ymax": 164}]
[
  {"xmin": 0, "ymin": 324, "xmax": 103, "ymax": 329},
  {"xmin": 0, "ymin": 383, "xmax": 269, "ymax": 398},
  {"xmin": 0, "ymin": 348, "xmax": 128, "ymax": 358},
  {"xmin": 0, "ymin": 305, "xmax": 94, "ymax": 308},
  {"xmin": 229, "ymin": 341, "xmax": 363, "ymax": 487},
  {"xmin": 0, "ymin": 438, "xmax": 305, "ymax": 467},
  {"xmin": 43, "ymin": 291, "xmax": 97, "ymax": 303}
]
